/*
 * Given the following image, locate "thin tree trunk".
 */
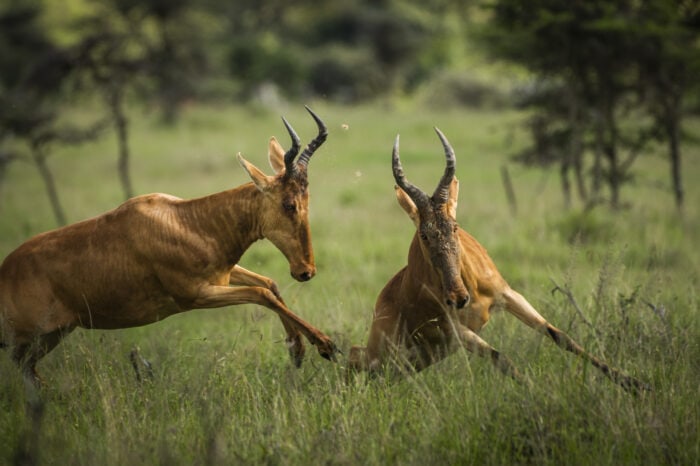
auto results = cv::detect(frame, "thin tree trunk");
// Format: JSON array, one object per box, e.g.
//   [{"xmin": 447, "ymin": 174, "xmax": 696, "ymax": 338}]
[
  {"xmin": 31, "ymin": 144, "xmax": 66, "ymax": 226},
  {"xmin": 573, "ymin": 149, "xmax": 587, "ymax": 204},
  {"xmin": 567, "ymin": 102, "xmax": 587, "ymax": 204},
  {"xmin": 108, "ymin": 86, "xmax": 133, "ymax": 200},
  {"xmin": 590, "ymin": 116, "xmax": 604, "ymax": 209},
  {"xmin": 666, "ymin": 104, "xmax": 683, "ymax": 211},
  {"xmin": 559, "ymin": 160, "xmax": 571, "ymax": 210},
  {"xmin": 500, "ymin": 165, "xmax": 517, "ymax": 217},
  {"xmin": 603, "ymin": 101, "xmax": 620, "ymax": 209}
]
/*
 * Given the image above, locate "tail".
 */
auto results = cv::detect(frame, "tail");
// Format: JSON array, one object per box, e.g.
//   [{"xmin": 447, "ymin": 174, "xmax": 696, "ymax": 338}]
[{"xmin": 502, "ymin": 288, "xmax": 651, "ymax": 394}]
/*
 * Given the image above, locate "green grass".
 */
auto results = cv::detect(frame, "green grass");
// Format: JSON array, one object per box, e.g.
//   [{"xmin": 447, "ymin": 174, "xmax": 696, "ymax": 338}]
[{"xmin": 1, "ymin": 102, "xmax": 699, "ymax": 465}]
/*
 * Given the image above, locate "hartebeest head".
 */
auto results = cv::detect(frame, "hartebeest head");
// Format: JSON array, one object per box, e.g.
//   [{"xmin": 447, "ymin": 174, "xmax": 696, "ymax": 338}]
[
  {"xmin": 237, "ymin": 106, "xmax": 327, "ymax": 282},
  {"xmin": 392, "ymin": 129, "xmax": 469, "ymax": 309}
]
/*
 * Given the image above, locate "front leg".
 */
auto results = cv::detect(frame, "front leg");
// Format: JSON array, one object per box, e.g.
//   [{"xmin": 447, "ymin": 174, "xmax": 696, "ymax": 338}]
[
  {"xmin": 457, "ymin": 324, "xmax": 525, "ymax": 383},
  {"xmin": 229, "ymin": 265, "xmax": 284, "ymax": 302},
  {"xmin": 192, "ymin": 284, "xmax": 338, "ymax": 362},
  {"xmin": 229, "ymin": 265, "xmax": 305, "ymax": 366}
]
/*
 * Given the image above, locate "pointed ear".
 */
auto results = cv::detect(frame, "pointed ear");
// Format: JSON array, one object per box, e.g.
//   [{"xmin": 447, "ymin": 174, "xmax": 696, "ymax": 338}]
[
  {"xmin": 268, "ymin": 137, "xmax": 286, "ymax": 174},
  {"xmin": 446, "ymin": 177, "xmax": 459, "ymax": 219},
  {"xmin": 238, "ymin": 153, "xmax": 274, "ymax": 192},
  {"xmin": 395, "ymin": 186, "xmax": 420, "ymax": 227}
]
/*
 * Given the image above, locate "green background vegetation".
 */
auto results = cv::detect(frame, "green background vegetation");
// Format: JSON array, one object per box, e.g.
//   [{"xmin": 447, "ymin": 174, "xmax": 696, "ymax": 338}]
[
  {"xmin": 1, "ymin": 103, "xmax": 698, "ymax": 465},
  {"xmin": 1, "ymin": 0, "xmax": 700, "ymax": 464}
]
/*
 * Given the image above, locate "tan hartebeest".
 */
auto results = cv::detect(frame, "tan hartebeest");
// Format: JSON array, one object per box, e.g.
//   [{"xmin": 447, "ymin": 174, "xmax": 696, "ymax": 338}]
[
  {"xmin": 0, "ymin": 106, "xmax": 339, "ymax": 386},
  {"xmin": 348, "ymin": 129, "xmax": 649, "ymax": 393}
]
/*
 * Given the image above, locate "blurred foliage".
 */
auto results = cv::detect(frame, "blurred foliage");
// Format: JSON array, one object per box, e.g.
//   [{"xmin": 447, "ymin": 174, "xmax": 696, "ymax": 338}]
[
  {"xmin": 1, "ymin": 0, "xmax": 698, "ymax": 215},
  {"xmin": 477, "ymin": 0, "xmax": 700, "ymax": 210}
]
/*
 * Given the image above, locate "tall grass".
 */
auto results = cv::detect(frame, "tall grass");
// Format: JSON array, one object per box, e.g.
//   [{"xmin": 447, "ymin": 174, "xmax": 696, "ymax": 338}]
[{"xmin": 1, "ymin": 102, "xmax": 698, "ymax": 465}]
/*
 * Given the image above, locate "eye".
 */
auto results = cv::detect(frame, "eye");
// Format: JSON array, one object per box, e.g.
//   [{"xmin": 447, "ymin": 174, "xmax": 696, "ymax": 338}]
[
  {"xmin": 283, "ymin": 201, "xmax": 296, "ymax": 212},
  {"xmin": 420, "ymin": 232, "xmax": 428, "ymax": 241}
]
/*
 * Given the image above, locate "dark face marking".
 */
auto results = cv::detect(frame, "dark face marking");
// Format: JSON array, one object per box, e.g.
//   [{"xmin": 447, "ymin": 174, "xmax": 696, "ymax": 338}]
[{"xmin": 418, "ymin": 201, "xmax": 468, "ymax": 309}]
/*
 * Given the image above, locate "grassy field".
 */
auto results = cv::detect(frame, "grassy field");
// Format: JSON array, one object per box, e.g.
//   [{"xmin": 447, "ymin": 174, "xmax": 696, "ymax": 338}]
[{"xmin": 1, "ymin": 102, "xmax": 699, "ymax": 465}]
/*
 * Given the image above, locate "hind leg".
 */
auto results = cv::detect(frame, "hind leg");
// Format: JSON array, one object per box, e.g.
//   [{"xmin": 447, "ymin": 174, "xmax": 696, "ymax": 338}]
[{"xmin": 12, "ymin": 328, "xmax": 73, "ymax": 387}]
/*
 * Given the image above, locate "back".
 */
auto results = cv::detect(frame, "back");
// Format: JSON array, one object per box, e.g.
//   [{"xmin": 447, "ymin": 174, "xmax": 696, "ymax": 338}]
[{"xmin": 0, "ymin": 194, "xmax": 185, "ymax": 332}]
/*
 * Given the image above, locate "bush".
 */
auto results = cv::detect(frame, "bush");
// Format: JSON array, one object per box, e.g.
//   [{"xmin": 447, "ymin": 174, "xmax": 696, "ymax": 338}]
[{"xmin": 307, "ymin": 46, "xmax": 388, "ymax": 103}]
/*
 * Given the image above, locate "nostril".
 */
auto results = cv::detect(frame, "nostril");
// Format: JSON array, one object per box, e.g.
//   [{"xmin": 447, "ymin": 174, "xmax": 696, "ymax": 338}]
[
  {"xmin": 446, "ymin": 298, "xmax": 454, "ymax": 307},
  {"xmin": 299, "ymin": 272, "xmax": 311, "ymax": 281}
]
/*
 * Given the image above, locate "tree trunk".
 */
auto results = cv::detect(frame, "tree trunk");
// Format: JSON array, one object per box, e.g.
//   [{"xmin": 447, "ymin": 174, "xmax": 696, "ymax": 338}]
[
  {"xmin": 665, "ymin": 103, "xmax": 683, "ymax": 211},
  {"xmin": 565, "ymin": 86, "xmax": 587, "ymax": 205},
  {"xmin": 108, "ymin": 86, "xmax": 133, "ymax": 200},
  {"xmin": 603, "ymin": 101, "xmax": 621, "ymax": 209},
  {"xmin": 31, "ymin": 144, "xmax": 66, "ymax": 226},
  {"xmin": 590, "ymin": 116, "xmax": 604, "ymax": 209},
  {"xmin": 559, "ymin": 160, "xmax": 571, "ymax": 210},
  {"xmin": 500, "ymin": 165, "xmax": 518, "ymax": 217}
]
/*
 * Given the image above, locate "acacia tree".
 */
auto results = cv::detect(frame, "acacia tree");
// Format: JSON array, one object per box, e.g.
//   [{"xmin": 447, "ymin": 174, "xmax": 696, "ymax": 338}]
[
  {"xmin": 635, "ymin": 0, "xmax": 700, "ymax": 210},
  {"xmin": 75, "ymin": 0, "xmax": 210, "ymax": 199},
  {"xmin": 480, "ymin": 0, "xmax": 699, "ymax": 210},
  {"xmin": 0, "ymin": 2, "xmax": 105, "ymax": 225}
]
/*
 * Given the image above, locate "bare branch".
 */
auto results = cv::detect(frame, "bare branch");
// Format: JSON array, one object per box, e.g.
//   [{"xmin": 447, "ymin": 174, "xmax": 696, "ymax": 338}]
[{"xmin": 550, "ymin": 278, "xmax": 600, "ymax": 336}]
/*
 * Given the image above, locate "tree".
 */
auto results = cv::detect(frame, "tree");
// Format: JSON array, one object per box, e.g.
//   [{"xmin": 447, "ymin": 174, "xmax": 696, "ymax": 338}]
[
  {"xmin": 0, "ymin": 1, "xmax": 105, "ymax": 225},
  {"xmin": 480, "ymin": 0, "xmax": 700, "ymax": 210},
  {"xmin": 635, "ymin": 0, "xmax": 700, "ymax": 211},
  {"xmin": 75, "ymin": 0, "xmax": 211, "ymax": 199}
]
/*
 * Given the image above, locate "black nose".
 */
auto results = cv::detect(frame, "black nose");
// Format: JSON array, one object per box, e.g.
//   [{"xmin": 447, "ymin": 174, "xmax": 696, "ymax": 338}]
[
  {"xmin": 456, "ymin": 296, "xmax": 469, "ymax": 309},
  {"xmin": 299, "ymin": 271, "xmax": 312, "ymax": 282}
]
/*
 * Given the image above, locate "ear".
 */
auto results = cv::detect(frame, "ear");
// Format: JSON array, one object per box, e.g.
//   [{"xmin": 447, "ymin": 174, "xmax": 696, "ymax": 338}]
[
  {"xmin": 268, "ymin": 137, "xmax": 286, "ymax": 174},
  {"xmin": 395, "ymin": 186, "xmax": 420, "ymax": 227},
  {"xmin": 238, "ymin": 153, "xmax": 274, "ymax": 192},
  {"xmin": 446, "ymin": 177, "xmax": 459, "ymax": 219}
]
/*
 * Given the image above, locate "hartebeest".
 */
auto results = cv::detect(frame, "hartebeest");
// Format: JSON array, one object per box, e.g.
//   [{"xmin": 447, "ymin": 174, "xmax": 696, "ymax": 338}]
[
  {"xmin": 0, "ymin": 106, "xmax": 339, "ymax": 386},
  {"xmin": 348, "ymin": 129, "xmax": 649, "ymax": 392}
]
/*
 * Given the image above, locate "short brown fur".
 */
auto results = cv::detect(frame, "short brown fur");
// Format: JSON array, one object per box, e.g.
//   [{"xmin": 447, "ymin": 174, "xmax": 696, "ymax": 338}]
[
  {"xmin": 348, "ymin": 130, "xmax": 649, "ymax": 393},
  {"xmin": 1, "ymin": 108, "xmax": 339, "ymax": 385}
]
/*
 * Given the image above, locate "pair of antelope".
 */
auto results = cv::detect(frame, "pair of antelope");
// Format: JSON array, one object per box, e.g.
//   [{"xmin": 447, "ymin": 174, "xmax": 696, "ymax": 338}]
[{"xmin": 0, "ymin": 107, "xmax": 648, "ymax": 392}]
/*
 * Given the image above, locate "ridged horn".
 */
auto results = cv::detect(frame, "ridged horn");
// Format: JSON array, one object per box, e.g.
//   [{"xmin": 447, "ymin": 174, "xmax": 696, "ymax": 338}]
[
  {"xmin": 296, "ymin": 106, "xmax": 328, "ymax": 169},
  {"xmin": 282, "ymin": 116, "xmax": 301, "ymax": 175},
  {"xmin": 431, "ymin": 127, "xmax": 456, "ymax": 205},
  {"xmin": 392, "ymin": 135, "xmax": 430, "ymax": 211}
]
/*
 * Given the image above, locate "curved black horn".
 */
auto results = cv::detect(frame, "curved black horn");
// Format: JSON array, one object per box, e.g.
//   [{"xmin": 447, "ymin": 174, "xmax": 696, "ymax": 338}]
[
  {"xmin": 431, "ymin": 127, "xmax": 456, "ymax": 205},
  {"xmin": 296, "ymin": 106, "xmax": 328, "ymax": 169},
  {"xmin": 392, "ymin": 135, "xmax": 430, "ymax": 211},
  {"xmin": 282, "ymin": 116, "xmax": 301, "ymax": 175}
]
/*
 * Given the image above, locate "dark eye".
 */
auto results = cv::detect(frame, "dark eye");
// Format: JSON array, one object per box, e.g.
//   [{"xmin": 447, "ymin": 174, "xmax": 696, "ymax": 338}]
[
  {"xmin": 283, "ymin": 201, "xmax": 296, "ymax": 212},
  {"xmin": 420, "ymin": 232, "xmax": 428, "ymax": 241}
]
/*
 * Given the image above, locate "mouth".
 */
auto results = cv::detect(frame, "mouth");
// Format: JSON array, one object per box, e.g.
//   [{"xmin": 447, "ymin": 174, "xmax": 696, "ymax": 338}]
[
  {"xmin": 446, "ymin": 292, "xmax": 470, "ymax": 309},
  {"xmin": 292, "ymin": 269, "xmax": 315, "ymax": 282}
]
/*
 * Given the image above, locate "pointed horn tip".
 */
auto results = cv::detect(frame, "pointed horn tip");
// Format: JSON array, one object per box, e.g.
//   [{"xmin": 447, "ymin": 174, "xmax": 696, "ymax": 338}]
[{"xmin": 304, "ymin": 105, "xmax": 328, "ymax": 133}]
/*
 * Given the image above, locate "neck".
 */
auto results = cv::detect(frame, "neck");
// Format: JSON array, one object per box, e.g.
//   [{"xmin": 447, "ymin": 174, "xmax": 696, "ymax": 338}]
[{"xmin": 177, "ymin": 183, "xmax": 263, "ymax": 266}]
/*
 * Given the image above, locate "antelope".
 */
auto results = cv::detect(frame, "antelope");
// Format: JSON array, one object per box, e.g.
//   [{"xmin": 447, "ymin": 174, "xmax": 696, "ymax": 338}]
[
  {"xmin": 0, "ymin": 106, "xmax": 339, "ymax": 386},
  {"xmin": 348, "ymin": 129, "xmax": 649, "ymax": 393}
]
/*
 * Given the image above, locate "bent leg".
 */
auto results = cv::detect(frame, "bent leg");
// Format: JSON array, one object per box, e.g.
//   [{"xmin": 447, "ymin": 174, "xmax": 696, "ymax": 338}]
[
  {"xmin": 502, "ymin": 288, "xmax": 650, "ymax": 392},
  {"xmin": 458, "ymin": 325, "xmax": 524, "ymax": 383},
  {"xmin": 193, "ymin": 284, "xmax": 338, "ymax": 361},
  {"xmin": 12, "ymin": 327, "xmax": 73, "ymax": 387},
  {"xmin": 229, "ymin": 266, "xmax": 305, "ymax": 366}
]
